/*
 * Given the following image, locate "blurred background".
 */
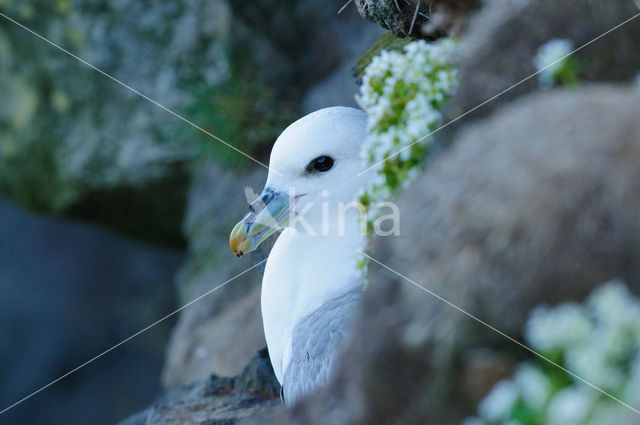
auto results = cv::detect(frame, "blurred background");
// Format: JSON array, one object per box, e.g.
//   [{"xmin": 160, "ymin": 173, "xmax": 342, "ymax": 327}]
[
  {"xmin": 4, "ymin": 0, "xmax": 640, "ymax": 424},
  {"xmin": 0, "ymin": 0, "xmax": 381, "ymax": 424}
]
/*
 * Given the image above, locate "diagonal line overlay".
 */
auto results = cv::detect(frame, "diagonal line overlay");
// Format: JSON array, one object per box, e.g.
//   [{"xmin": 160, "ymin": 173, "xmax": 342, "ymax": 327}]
[
  {"xmin": 0, "ymin": 259, "xmax": 267, "ymax": 416},
  {"xmin": 357, "ymin": 11, "xmax": 640, "ymax": 176},
  {"xmin": 360, "ymin": 251, "xmax": 640, "ymax": 416},
  {"xmin": 0, "ymin": 11, "xmax": 279, "ymax": 175}
]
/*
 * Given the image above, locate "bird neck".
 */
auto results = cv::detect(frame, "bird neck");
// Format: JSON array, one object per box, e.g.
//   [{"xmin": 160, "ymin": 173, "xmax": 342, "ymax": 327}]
[
  {"xmin": 261, "ymin": 218, "xmax": 366, "ymax": 382},
  {"xmin": 272, "ymin": 226, "xmax": 365, "ymax": 304}
]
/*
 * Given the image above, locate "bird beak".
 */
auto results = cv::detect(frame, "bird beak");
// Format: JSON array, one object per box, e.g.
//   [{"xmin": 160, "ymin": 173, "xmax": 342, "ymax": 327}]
[{"xmin": 230, "ymin": 188, "xmax": 292, "ymax": 257}]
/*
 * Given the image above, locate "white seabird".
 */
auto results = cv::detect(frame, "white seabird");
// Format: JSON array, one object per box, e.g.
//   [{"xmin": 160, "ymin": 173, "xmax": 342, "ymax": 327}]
[{"xmin": 229, "ymin": 106, "xmax": 371, "ymax": 405}]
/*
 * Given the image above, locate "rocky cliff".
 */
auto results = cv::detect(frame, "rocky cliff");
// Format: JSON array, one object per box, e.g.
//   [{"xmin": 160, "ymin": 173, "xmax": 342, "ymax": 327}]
[{"xmin": 2, "ymin": 0, "xmax": 640, "ymax": 424}]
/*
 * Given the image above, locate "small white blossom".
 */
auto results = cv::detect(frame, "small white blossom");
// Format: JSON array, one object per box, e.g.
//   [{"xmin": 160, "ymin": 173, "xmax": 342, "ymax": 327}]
[
  {"xmin": 357, "ymin": 38, "xmax": 459, "ymax": 234},
  {"xmin": 478, "ymin": 380, "xmax": 518, "ymax": 422},
  {"xmin": 625, "ymin": 353, "xmax": 640, "ymax": 401},
  {"xmin": 588, "ymin": 281, "xmax": 640, "ymax": 328},
  {"xmin": 547, "ymin": 387, "xmax": 595, "ymax": 425},
  {"xmin": 564, "ymin": 345, "xmax": 623, "ymax": 390},
  {"xmin": 514, "ymin": 364, "xmax": 551, "ymax": 410},
  {"xmin": 533, "ymin": 38, "xmax": 574, "ymax": 88},
  {"xmin": 525, "ymin": 303, "xmax": 592, "ymax": 353}
]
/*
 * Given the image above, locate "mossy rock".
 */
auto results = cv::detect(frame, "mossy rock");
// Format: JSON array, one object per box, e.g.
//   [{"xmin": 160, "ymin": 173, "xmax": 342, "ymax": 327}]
[
  {"xmin": 0, "ymin": 0, "xmax": 294, "ymax": 244},
  {"xmin": 353, "ymin": 32, "xmax": 413, "ymax": 79}
]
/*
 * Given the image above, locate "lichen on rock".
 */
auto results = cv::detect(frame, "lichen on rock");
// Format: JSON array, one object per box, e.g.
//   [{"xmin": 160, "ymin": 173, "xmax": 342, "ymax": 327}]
[
  {"xmin": 0, "ymin": 0, "xmax": 231, "ymax": 243},
  {"xmin": 354, "ymin": 0, "xmax": 430, "ymax": 38},
  {"xmin": 354, "ymin": 0, "xmax": 480, "ymax": 38},
  {"xmin": 0, "ymin": 0, "xmax": 295, "ymax": 243},
  {"xmin": 121, "ymin": 348, "xmax": 283, "ymax": 425}
]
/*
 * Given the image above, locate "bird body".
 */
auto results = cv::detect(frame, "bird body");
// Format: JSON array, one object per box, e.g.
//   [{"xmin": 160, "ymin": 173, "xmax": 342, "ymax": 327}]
[
  {"xmin": 230, "ymin": 106, "xmax": 371, "ymax": 404},
  {"xmin": 262, "ymin": 220, "xmax": 366, "ymax": 386}
]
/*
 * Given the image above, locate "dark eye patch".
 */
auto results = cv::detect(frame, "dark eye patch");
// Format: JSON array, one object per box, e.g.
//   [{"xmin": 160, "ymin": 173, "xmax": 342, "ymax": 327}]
[{"xmin": 306, "ymin": 155, "xmax": 334, "ymax": 173}]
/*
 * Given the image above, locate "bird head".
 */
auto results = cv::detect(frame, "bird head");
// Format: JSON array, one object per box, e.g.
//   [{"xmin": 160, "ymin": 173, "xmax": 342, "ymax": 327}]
[{"xmin": 230, "ymin": 106, "xmax": 369, "ymax": 257}]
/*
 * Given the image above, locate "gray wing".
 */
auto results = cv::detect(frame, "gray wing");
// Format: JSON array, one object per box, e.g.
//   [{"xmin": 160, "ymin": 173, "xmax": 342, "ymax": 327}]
[{"xmin": 282, "ymin": 286, "xmax": 364, "ymax": 405}]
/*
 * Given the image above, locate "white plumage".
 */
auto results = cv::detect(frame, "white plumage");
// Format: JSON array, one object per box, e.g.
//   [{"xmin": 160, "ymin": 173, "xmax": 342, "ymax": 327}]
[{"xmin": 231, "ymin": 107, "xmax": 371, "ymax": 404}]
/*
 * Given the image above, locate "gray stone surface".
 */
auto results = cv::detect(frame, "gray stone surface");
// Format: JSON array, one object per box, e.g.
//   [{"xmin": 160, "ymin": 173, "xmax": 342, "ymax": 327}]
[
  {"xmin": 0, "ymin": 0, "xmax": 233, "ymax": 244},
  {"xmin": 1, "ymin": 0, "xmax": 378, "ymax": 244},
  {"xmin": 354, "ymin": 0, "xmax": 479, "ymax": 38},
  {"xmin": 162, "ymin": 286, "xmax": 266, "ymax": 387},
  {"xmin": 302, "ymin": 5, "xmax": 384, "ymax": 113},
  {"xmin": 449, "ymin": 0, "xmax": 640, "ymax": 126},
  {"xmin": 144, "ymin": 348, "xmax": 282, "ymax": 425},
  {"xmin": 161, "ymin": 163, "xmax": 268, "ymax": 390},
  {"xmin": 0, "ymin": 195, "xmax": 182, "ymax": 425}
]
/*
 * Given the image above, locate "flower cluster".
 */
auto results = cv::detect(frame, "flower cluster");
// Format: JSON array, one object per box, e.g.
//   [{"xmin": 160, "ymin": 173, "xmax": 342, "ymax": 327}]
[
  {"xmin": 533, "ymin": 38, "xmax": 579, "ymax": 88},
  {"xmin": 466, "ymin": 281, "xmax": 640, "ymax": 425},
  {"xmin": 356, "ymin": 38, "xmax": 459, "ymax": 235}
]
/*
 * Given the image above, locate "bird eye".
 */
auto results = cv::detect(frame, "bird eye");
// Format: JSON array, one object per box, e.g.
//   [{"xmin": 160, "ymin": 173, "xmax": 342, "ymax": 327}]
[{"xmin": 306, "ymin": 155, "xmax": 334, "ymax": 173}]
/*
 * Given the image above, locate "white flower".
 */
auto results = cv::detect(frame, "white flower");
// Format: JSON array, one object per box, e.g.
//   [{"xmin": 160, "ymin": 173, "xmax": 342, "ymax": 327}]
[
  {"xmin": 514, "ymin": 364, "xmax": 551, "ymax": 410},
  {"xmin": 564, "ymin": 344, "xmax": 623, "ymax": 390},
  {"xmin": 547, "ymin": 387, "xmax": 595, "ymax": 425},
  {"xmin": 357, "ymin": 38, "xmax": 459, "ymax": 231},
  {"xmin": 585, "ymin": 401, "xmax": 632, "ymax": 425},
  {"xmin": 588, "ymin": 281, "xmax": 640, "ymax": 328},
  {"xmin": 461, "ymin": 418, "xmax": 486, "ymax": 425},
  {"xmin": 469, "ymin": 282, "xmax": 640, "ymax": 425},
  {"xmin": 624, "ymin": 353, "xmax": 640, "ymax": 403},
  {"xmin": 533, "ymin": 38, "xmax": 574, "ymax": 87},
  {"xmin": 478, "ymin": 380, "xmax": 518, "ymax": 422},
  {"xmin": 587, "ymin": 281, "xmax": 640, "ymax": 365},
  {"xmin": 525, "ymin": 303, "xmax": 592, "ymax": 353}
]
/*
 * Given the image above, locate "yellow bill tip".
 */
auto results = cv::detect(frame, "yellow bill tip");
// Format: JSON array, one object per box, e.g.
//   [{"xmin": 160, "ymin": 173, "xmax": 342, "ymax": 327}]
[{"xmin": 230, "ymin": 220, "xmax": 253, "ymax": 257}]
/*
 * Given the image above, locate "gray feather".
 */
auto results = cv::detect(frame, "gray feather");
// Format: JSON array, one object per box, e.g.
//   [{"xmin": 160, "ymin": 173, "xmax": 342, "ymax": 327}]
[{"xmin": 282, "ymin": 287, "xmax": 363, "ymax": 405}]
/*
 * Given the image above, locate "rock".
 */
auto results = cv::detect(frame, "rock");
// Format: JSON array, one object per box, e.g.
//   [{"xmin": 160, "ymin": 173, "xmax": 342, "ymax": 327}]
[
  {"xmin": 116, "ymin": 410, "xmax": 151, "ymax": 425},
  {"xmin": 0, "ymin": 195, "xmax": 182, "ymax": 425},
  {"xmin": 449, "ymin": 0, "xmax": 640, "ymax": 125},
  {"xmin": 382, "ymin": 85, "xmax": 640, "ymax": 335},
  {"xmin": 302, "ymin": 63, "xmax": 362, "ymax": 113},
  {"xmin": 353, "ymin": 0, "xmax": 479, "ymax": 38},
  {"xmin": 228, "ymin": 0, "xmax": 382, "ymax": 95},
  {"xmin": 2, "ymin": 0, "xmax": 367, "ymax": 243},
  {"xmin": 355, "ymin": 0, "xmax": 430, "ymax": 38},
  {"xmin": 302, "ymin": 5, "xmax": 384, "ymax": 113},
  {"xmin": 458, "ymin": 349, "xmax": 515, "ymax": 407},
  {"xmin": 0, "ymin": 0, "xmax": 234, "ymax": 244},
  {"xmin": 161, "ymin": 163, "xmax": 268, "ymax": 389},
  {"xmin": 228, "ymin": 0, "xmax": 336, "ymax": 83},
  {"xmin": 289, "ymin": 86, "xmax": 640, "ymax": 424},
  {"xmin": 162, "ymin": 287, "xmax": 266, "ymax": 387},
  {"xmin": 145, "ymin": 348, "xmax": 282, "ymax": 425}
]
